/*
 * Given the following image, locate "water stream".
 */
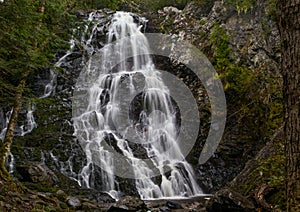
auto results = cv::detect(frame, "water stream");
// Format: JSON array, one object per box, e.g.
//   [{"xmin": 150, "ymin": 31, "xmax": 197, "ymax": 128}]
[
  {"xmin": 73, "ymin": 11, "xmax": 203, "ymax": 200},
  {"xmin": 0, "ymin": 37, "xmax": 75, "ymax": 174},
  {"xmin": 0, "ymin": 106, "xmax": 37, "ymax": 173},
  {"xmin": 41, "ymin": 39, "xmax": 75, "ymax": 98},
  {"xmin": 19, "ymin": 104, "xmax": 37, "ymax": 136}
]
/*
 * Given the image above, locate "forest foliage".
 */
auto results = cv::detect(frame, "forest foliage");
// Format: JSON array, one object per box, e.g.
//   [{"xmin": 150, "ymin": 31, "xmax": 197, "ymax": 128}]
[
  {"xmin": 0, "ymin": 0, "xmax": 282, "ymax": 159},
  {"xmin": 0, "ymin": 0, "xmax": 74, "ymax": 105},
  {"xmin": 74, "ymin": 0, "xmax": 277, "ymax": 17},
  {"xmin": 0, "ymin": 0, "xmax": 291, "ymax": 210},
  {"xmin": 0, "ymin": 1, "xmax": 282, "ymax": 155}
]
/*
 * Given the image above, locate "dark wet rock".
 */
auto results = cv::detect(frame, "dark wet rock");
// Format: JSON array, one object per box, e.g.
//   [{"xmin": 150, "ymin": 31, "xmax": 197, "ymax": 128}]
[
  {"xmin": 81, "ymin": 201, "xmax": 98, "ymax": 210},
  {"xmin": 55, "ymin": 189, "xmax": 67, "ymax": 201},
  {"xmin": 182, "ymin": 1, "xmax": 215, "ymax": 17},
  {"xmin": 151, "ymin": 0, "xmax": 281, "ymax": 193},
  {"xmin": 7, "ymin": 4, "xmax": 282, "ymax": 212},
  {"xmin": 116, "ymin": 196, "xmax": 146, "ymax": 209},
  {"xmin": 159, "ymin": 206, "xmax": 170, "ymax": 212},
  {"xmin": 115, "ymin": 176, "xmax": 139, "ymax": 197},
  {"xmin": 144, "ymin": 196, "xmax": 208, "ymax": 211},
  {"xmin": 63, "ymin": 187, "xmax": 116, "ymax": 204},
  {"xmin": 76, "ymin": 9, "xmax": 85, "ymax": 17},
  {"xmin": 66, "ymin": 196, "xmax": 81, "ymax": 208},
  {"xmin": 228, "ymin": 128, "xmax": 285, "ymax": 211},
  {"xmin": 11, "ymin": 12, "xmax": 120, "ymax": 197},
  {"xmin": 16, "ymin": 162, "xmax": 58, "ymax": 186},
  {"xmin": 82, "ymin": 191, "xmax": 116, "ymax": 204},
  {"xmin": 229, "ymin": 140, "xmax": 278, "ymax": 189},
  {"xmin": 108, "ymin": 196, "xmax": 147, "ymax": 211},
  {"xmin": 166, "ymin": 200, "xmax": 183, "ymax": 209},
  {"xmin": 108, "ymin": 206, "xmax": 131, "ymax": 212},
  {"xmin": 206, "ymin": 188, "xmax": 255, "ymax": 211}
]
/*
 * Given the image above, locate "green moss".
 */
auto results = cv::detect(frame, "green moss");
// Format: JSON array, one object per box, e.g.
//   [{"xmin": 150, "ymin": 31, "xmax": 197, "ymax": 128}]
[
  {"xmin": 199, "ymin": 19, "xmax": 207, "ymax": 25},
  {"xmin": 210, "ymin": 23, "xmax": 254, "ymax": 95},
  {"xmin": 11, "ymin": 142, "xmax": 26, "ymax": 158},
  {"xmin": 265, "ymin": 0, "xmax": 279, "ymax": 21},
  {"xmin": 199, "ymin": 31, "xmax": 206, "ymax": 37},
  {"xmin": 209, "ymin": 21, "xmax": 283, "ymax": 140},
  {"xmin": 31, "ymin": 205, "xmax": 58, "ymax": 212},
  {"xmin": 209, "ymin": 19, "xmax": 284, "ymax": 209},
  {"xmin": 24, "ymin": 182, "xmax": 58, "ymax": 193},
  {"xmin": 224, "ymin": 0, "xmax": 256, "ymax": 14},
  {"xmin": 59, "ymin": 202, "xmax": 68, "ymax": 209},
  {"xmin": 241, "ymin": 142, "xmax": 286, "ymax": 210}
]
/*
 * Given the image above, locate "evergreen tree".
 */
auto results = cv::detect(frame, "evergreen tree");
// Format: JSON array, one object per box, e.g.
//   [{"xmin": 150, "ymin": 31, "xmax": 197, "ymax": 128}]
[{"xmin": 0, "ymin": 0, "xmax": 73, "ymax": 179}]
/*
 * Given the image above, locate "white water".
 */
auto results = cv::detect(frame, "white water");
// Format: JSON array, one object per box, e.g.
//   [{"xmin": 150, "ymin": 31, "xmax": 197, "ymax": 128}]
[
  {"xmin": 73, "ymin": 11, "xmax": 202, "ymax": 200},
  {"xmin": 0, "ymin": 38, "xmax": 75, "ymax": 139},
  {"xmin": 0, "ymin": 105, "xmax": 37, "ymax": 173},
  {"xmin": 0, "ymin": 109, "xmax": 12, "ymax": 141},
  {"xmin": 0, "ymin": 110, "xmax": 15, "ymax": 173},
  {"xmin": 19, "ymin": 104, "xmax": 37, "ymax": 136},
  {"xmin": 42, "ymin": 39, "xmax": 75, "ymax": 98},
  {"xmin": 7, "ymin": 152, "xmax": 15, "ymax": 174},
  {"xmin": 0, "ymin": 30, "xmax": 75, "ymax": 175}
]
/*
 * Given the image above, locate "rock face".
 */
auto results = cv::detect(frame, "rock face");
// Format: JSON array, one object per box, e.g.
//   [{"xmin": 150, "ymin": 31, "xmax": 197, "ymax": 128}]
[
  {"xmin": 11, "ymin": 9, "xmax": 111, "ymax": 191},
  {"xmin": 10, "ymin": 7, "xmax": 209, "ymax": 198},
  {"xmin": 150, "ymin": 1, "xmax": 281, "ymax": 192},
  {"xmin": 7, "ymin": 2, "xmax": 282, "ymax": 209}
]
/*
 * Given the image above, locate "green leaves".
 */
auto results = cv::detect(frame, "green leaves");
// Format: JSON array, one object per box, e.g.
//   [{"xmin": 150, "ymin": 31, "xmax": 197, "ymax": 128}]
[{"xmin": 0, "ymin": 0, "xmax": 73, "ymax": 103}]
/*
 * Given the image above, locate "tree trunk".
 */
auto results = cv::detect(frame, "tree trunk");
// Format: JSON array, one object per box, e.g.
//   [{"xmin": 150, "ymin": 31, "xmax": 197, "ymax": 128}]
[
  {"xmin": 0, "ymin": 1, "xmax": 45, "ymax": 180},
  {"xmin": 278, "ymin": 0, "xmax": 300, "ymax": 211},
  {"xmin": 0, "ymin": 77, "xmax": 26, "ymax": 179}
]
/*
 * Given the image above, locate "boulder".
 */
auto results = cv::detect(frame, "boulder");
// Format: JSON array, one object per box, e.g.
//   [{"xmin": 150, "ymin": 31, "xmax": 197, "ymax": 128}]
[
  {"xmin": 166, "ymin": 201, "xmax": 183, "ymax": 209},
  {"xmin": 81, "ymin": 201, "xmax": 98, "ymax": 210},
  {"xmin": 206, "ymin": 188, "xmax": 255, "ymax": 211},
  {"xmin": 16, "ymin": 162, "xmax": 58, "ymax": 186},
  {"xmin": 55, "ymin": 190, "xmax": 67, "ymax": 201},
  {"xmin": 108, "ymin": 196, "xmax": 147, "ymax": 211},
  {"xmin": 66, "ymin": 196, "xmax": 81, "ymax": 208}
]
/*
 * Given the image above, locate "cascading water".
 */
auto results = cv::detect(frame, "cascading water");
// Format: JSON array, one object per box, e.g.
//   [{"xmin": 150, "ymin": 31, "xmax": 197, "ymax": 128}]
[
  {"xmin": 0, "ymin": 109, "xmax": 16, "ymax": 173},
  {"xmin": 0, "ymin": 109, "xmax": 11, "ymax": 141},
  {"xmin": 19, "ymin": 104, "xmax": 37, "ymax": 136},
  {"xmin": 0, "ymin": 105, "xmax": 37, "ymax": 139},
  {"xmin": 73, "ymin": 11, "xmax": 203, "ymax": 200},
  {"xmin": 0, "ymin": 38, "xmax": 75, "ymax": 174},
  {"xmin": 0, "ymin": 106, "xmax": 37, "ymax": 173},
  {"xmin": 0, "ymin": 38, "xmax": 75, "ymax": 138},
  {"xmin": 41, "ymin": 39, "xmax": 75, "ymax": 98}
]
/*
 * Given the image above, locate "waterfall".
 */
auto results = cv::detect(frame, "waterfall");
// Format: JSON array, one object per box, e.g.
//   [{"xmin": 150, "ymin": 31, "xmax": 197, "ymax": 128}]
[
  {"xmin": 19, "ymin": 104, "xmax": 37, "ymax": 136},
  {"xmin": 0, "ymin": 36, "xmax": 76, "ymax": 168},
  {"xmin": 0, "ymin": 109, "xmax": 11, "ymax": 141},
  {"xmin": 0, "ymin": 105, "xmax": 37, "ymax": 173},
  {"xmin": 41, "ymin": 39, "xmax": 75, "ymax": 98},
  {"xmin": 0, "ymin": 109, "xmax": 15, "ymax": 173},
  {"xmin": 7, "ymin": 152, "xmax": 15, "ymax": 174},
  {"xmin": 0, "ymin": 104, "xmax": 38, "ymax": 138},
  {"xmin": 73, "ymin": 11, "xmax": 203, "ymax": 200}
]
